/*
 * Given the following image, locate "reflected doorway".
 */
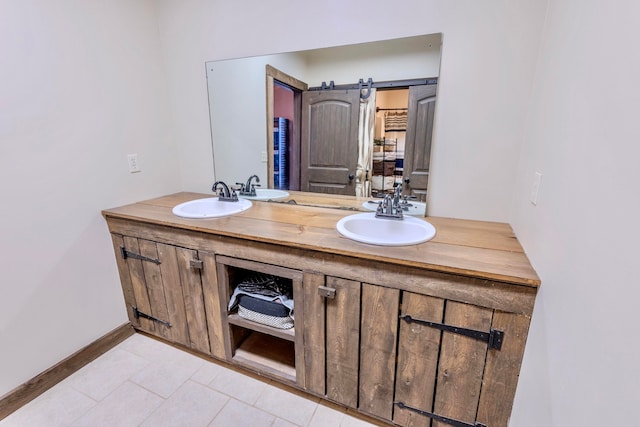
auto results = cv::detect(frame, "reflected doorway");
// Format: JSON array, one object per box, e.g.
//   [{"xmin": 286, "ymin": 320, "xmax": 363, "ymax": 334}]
[{"xmin": 267, "ymin": 65, "xmax": 436, "ymax": 200}]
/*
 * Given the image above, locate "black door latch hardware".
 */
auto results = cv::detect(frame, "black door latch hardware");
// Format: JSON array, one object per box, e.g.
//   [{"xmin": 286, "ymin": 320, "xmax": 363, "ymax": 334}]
[
  {"xmin": 395, "ymin": 402, "xmax": 487, "ymax": 427},
  {"xmin": 399, "ymin": 315, "xmax": 504, "ymax": 350},
  {"xmin": 132, "ymin": 306, "xmax": 171, "ymax": 327},
  {"xmin": 120, "ymin": 246, "xmax": 161, "ymax": 264}
]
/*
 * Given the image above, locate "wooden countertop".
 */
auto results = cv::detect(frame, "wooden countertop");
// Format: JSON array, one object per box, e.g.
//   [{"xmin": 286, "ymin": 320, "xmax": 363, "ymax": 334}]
[{"xmin": 102, "ymin": 192, "xmax": 540, "ymax": 288}]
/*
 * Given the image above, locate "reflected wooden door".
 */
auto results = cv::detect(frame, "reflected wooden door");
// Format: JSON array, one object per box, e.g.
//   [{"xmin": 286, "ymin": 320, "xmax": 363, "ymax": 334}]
[
  {"xmin": 403, "ymin": 84, "xmax": 437, "ymax": 198},
  {"xmin": 300, "ymin": 89, "xmax": 360, "ymax": 195}
]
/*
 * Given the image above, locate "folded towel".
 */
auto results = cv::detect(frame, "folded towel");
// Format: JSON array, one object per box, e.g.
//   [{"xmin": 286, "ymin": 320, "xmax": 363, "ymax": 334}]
[{"xmin": 371, "ymin": 175, "xmax": 395, "ymax": 190}]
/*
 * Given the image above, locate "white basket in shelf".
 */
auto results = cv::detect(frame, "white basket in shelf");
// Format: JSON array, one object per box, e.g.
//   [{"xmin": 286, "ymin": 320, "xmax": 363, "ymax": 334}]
[{"xmin": 238, "ymin": 306, "xmax": 294, "ymax": 330}]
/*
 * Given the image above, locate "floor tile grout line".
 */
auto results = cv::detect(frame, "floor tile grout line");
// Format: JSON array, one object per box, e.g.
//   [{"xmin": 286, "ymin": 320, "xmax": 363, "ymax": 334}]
[
  {"xmin": 126, "ymin": 378, "xmax": 178, "ymax": 401},
  {"xmin": 206, "ymin": 397, "xmax": 230, "ymax": 427},
  {"xmin": 4, "ymin": 335, "xmax": 377, "ymax": 427},
  {"xmin": 305, "ymin": 403, "xmax": 322, "ymax": 427}
]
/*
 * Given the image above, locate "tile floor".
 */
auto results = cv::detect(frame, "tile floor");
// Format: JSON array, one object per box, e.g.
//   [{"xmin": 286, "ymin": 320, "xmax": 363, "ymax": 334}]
[{"xmin": 1, "ymin": 333, "xmax": 379, "ymax": 427}]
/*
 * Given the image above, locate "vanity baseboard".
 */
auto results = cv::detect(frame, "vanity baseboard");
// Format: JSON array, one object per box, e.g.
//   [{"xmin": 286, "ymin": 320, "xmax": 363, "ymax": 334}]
[{"xmin": 0, "ymin": 323, "xmax": 133, "ymax": 420}]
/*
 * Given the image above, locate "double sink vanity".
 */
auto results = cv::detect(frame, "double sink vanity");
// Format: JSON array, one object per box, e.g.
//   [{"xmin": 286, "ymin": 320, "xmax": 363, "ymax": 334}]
[{"xmin": 102, "ymin": 189, "xmax": 540, "ymax": 427}]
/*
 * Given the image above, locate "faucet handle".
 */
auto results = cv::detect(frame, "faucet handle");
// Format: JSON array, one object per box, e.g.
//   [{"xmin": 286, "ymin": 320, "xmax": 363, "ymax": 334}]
[{"xmin": 400, "ymin": 194, "xmax": 417, "ymax": 206}]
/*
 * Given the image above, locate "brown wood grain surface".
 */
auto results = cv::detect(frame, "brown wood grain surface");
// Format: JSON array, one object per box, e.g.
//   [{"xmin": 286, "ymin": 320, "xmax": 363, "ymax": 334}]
[
  {"xmin": 103, "ymin": 192, "xmax": 540, "ymax": 287},
  {"xmin": 110, "ymin": 235, "xmax": 137, "ymax": 326},
  {"xmin": 432, "ymin": 301, "xmax": 492, "ymax": 427},
  {"xmin": 156, "ymin": 243, "xmax": 190, "ymax": 346},
  {"xmin": 200, "ymin": 251, "xmax": 226, "ymax": 359},
  {"xmin": 303, "ymin": 272, "xmax": 326, "ymax": 396},
  {"xmin": 123, "ymin": 236, "xmax": 155, "ymax": 333},
  {"xmin": 394, "ymin": 292, "xmax": 445, "ymax": 427},
  {"xmin": 139, "ymin": 239, "xmax": 171, "ymax": 338},
  {"xmin": 325, "ymin": 276, "xmax": 361, "ymax": 407},
  {"xmin": 292, "ymin": 272, "xmax": 306, "ymax": 389},
  {"xmin": 358, "ymin": 284, "xmax": 400, "ymax": 421},
  {"xmin": 476, "ymin": 311, "xmax": 532, "ymax": 427},
  {"xmin": 176, "ymin": 247, "xmax": 211, "ymax": 354},
  {"xmin": 106, "ymin": 217, "xmax": 537, "ymax": 315},
  {"xmin": 102, "ymin": 192, "xmax": 540, "ymax": 427}
]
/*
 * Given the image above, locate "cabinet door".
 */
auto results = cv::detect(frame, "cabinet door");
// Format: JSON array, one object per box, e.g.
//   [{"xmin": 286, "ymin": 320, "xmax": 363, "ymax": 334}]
[
  {"xmin": 394, "ymin": 292, "xmax": 444, "ymax": 427},
  {"xmin": 304, "ymin": 275, "xmax": 400, "ymax": 419},
  {"xmin": 303, "ymin": 274, "xmax": 361, "ymax": 407},
  {"xmin": 395, "ymin": 293, "xmax": 493, "ymax": 427},
  {"xmin": 358, "ymin": 284, "xmax": 400, "ymax": 420},
  {"xmin": 200, "ymin": 251, "xmax": 226, "ymax": 359},
  {"xmin": 394, "ymin": 291, "xmax": 528, "ymax": 427},
  {"xmin": 111, "ymin": 235, "xmax": 213, "ymax": 355}
]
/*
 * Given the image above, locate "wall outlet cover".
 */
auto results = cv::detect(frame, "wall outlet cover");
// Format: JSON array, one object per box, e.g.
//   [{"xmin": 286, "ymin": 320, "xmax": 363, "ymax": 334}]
[{"xmin": 127, "ymin": 154, "xmax": 141, "ymax": 173}]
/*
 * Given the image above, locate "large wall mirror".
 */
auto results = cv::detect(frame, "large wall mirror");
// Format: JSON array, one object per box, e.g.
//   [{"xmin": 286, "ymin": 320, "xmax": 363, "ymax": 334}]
[{"xmin": 206, "ymin": 33, "xmax": 442, "ymax": 209}]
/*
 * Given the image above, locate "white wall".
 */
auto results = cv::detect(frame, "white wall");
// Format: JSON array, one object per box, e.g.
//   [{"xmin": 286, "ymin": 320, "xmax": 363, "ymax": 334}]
[
  {"xmin": 206, "ymin": 53, "xmax": 310, "ymax": 185},
  {"xmin": 510, "ymin": 0, "xmax": 640, "ymax": 425},
  {"xmin": 0, "ymin": 0, "xmax": 180, "ymax": 396},
  {"xmin": 155, "ymin": 0, "xmax": 548, "ymax": 222},
  {"xmin": 12, "ymin": 2, "xmax": 636, "ymax": 426},
  {"xmin": 302, "ymin": 34, "xmax": 442, "ymax": 86}
]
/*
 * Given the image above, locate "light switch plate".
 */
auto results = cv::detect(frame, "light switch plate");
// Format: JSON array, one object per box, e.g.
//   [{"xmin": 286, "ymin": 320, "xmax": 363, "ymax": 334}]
[{"xmin": 530, "ymin": 172, "xmax": 542, "ymax": 205}]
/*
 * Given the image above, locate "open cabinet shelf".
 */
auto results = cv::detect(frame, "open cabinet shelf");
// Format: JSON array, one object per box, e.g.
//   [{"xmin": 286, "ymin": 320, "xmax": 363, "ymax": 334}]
[
  {"xmin": 227, "ymin": 313, "xmax": 295, "ymax": 342},
  {"xmin": 216, "ymin": 255, "xmax": 303, "ymax": 384},
  {"xmin": 232, "ymin": 331, "xmax": 296, "ymax": 383}
]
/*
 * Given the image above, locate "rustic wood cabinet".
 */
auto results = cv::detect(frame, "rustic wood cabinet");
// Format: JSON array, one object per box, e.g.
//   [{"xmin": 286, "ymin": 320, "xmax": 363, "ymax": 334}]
[
  {"xmin": 110, "ymin": 234, "xmax": 224, "ymax": 358},
  {"xmin": 103, "ymin": 192, "xmax": 540, "ymax": 427}
]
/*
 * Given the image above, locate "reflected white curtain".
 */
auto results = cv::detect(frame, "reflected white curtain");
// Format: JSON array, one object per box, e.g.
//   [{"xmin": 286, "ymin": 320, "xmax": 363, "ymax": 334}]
[{"xmin": 356, "ymin": 88, "xmax": 376, "ymax": 197}]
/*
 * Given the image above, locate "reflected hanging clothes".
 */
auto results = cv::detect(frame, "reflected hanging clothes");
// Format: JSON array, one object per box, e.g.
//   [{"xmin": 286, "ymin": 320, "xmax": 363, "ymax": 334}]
[{"xmin": 356, "ymin": 88, "xmax": 376, "ymax": 198}]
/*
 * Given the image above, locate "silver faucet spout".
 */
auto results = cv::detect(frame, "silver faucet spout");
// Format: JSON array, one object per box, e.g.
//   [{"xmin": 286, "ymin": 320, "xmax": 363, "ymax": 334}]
[
  {"xmin": 245, "ymin": 175, "xmax": 260, "ymax": 191},
  {"xmin": 239, "ymin": 175, "xmax": 261, "ymax": 196},
  {"xmin": 212, "ymin": 180, "xmax": 238, "ymax": 202},
  {"xmin": 393, "ymin": 184, "xmax": 403, "ymax": 206}
]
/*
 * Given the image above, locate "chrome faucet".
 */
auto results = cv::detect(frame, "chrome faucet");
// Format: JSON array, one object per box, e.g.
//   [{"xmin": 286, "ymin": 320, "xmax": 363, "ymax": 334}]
[
  {"xmin": 393, "ymin": 184, "xmax": 403, "ymax": 207},
  {"xmin": 375, "ymin": 191, "xmax": 404, "ymax": 220},
  {"xmin": 237, "ymin": 175, "xmax": 261, "ymax": 197},
  {"xmin": 212, "ymin": 181, "xmax": 239, "ymax": 202}
]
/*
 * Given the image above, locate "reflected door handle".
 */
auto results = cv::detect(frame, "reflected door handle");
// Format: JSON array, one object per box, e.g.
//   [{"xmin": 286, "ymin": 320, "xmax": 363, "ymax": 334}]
[{"xmin": 404, "ymin": 177, "xmax": 410, "ymax": 184}]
